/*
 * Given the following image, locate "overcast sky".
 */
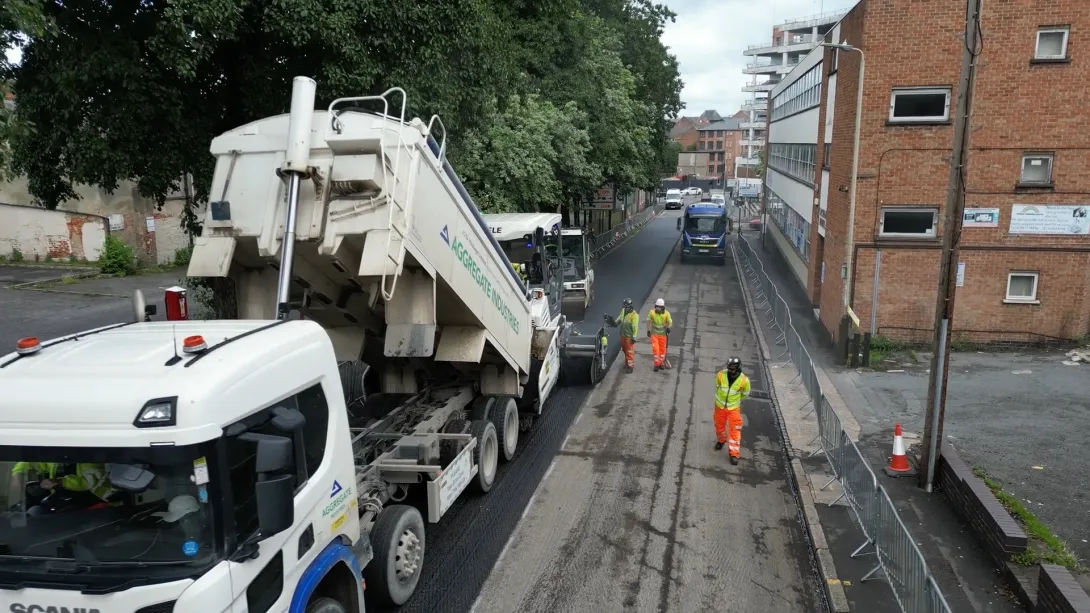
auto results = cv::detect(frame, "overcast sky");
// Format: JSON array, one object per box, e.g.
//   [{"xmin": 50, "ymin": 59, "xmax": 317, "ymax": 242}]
[{"xmin": 662, "ymin": 0, "xmax": 859, "ymax": 117}]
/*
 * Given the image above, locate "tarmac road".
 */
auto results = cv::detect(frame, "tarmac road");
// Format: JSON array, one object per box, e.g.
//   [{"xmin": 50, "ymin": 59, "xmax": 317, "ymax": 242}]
[{"xmin": 469, "ymin": 238, "xmax": 824, "ymax": 613}]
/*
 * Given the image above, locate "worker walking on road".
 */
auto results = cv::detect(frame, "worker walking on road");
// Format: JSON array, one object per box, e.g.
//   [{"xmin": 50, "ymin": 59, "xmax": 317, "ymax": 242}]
[
  {"xmin": 647, "ymin": 299, "xmax": 673, "ymax": 372},
  {"xmin": 604, "ymin": 298, "xmax": 640, "ymax": 372},
  {"xmin": 714, "ymin": 357, "xmax": 751, "ymax": 465}
]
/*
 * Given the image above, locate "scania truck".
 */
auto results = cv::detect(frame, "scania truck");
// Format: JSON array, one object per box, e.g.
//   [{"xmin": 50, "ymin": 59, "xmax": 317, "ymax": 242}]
[{"xmin": 0, "ymin": 77, "xmax": 607, "ymax": 613}]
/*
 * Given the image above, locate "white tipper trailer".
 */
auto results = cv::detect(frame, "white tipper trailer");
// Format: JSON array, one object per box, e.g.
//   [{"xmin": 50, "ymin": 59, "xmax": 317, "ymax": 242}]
[{"xmin": 0, "ymin": 77, "xmax": 607, "ymax": 613}]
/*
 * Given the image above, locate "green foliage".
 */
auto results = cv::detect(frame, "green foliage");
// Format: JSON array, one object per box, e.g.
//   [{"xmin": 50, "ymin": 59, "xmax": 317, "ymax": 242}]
[
  {"xmin": 99, "ymin": 236, "xmax": 135, "ymax": 276},
  {"xmin": 4, "ymin": 0, "xmax": 681, "ymax": 218},
  {"xmin": 10, "ymin": 248, "xmax": 23, "ymax": 263},
  {"xmin": 973, "ymin": 467, "xmax": 1083, "ymax": 571},
  {"xmin": 172, "ymin": 246, "xmax": 192, "ymax": 268}
]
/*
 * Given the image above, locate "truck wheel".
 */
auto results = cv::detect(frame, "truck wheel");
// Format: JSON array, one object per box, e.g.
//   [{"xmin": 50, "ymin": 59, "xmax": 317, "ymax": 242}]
[
  {"xmin": 367, "ymin": 505, "xmax": 426, "ymax": 607},
  {"xmin": 490, "ymin": 398, "xmax": 519, "ymax": 462},
  {"xmin": 439, "ymin": 419, "xmax": 467, "ymax": 467},
  {"xmin": 470, "ymin": 420, "xmax": 498, "ymax": 494},
  {"xmin": 468, "ymin": 396, "xmax": 494, "ymax": 422},
  {"xmin": 306, "ymin": 597, "xmax": 347, "ymax": 613}
]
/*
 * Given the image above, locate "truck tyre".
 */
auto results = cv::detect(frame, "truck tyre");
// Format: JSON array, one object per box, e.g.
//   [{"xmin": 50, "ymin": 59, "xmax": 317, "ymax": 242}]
[
  {"xmin": 306, "ymin": 597, "xmax": 347, "ymax": 613},
  {"xmin": 439, "ymin": 419, "xmax": 467, "ymax": 467},
  {"xmin": 469, "ymin": 420, "xmax": 499, "ymax": 494},
  {"xmin": 367, "ymin": 505, "xmax": 426, "ymax": 607},
  {"xmin": 468, "ymin": 396, "xmax": 494, "ymax": 422},
  {"xmin": 490, "ymin": 397, "xmax": 519, "ymax": 462}
]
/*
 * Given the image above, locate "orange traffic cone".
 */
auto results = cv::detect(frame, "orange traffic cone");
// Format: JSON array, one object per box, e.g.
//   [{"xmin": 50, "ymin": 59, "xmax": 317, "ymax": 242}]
[{"xmin": 887, "ymin": 424, "xmax": 912, "ymax": 473}]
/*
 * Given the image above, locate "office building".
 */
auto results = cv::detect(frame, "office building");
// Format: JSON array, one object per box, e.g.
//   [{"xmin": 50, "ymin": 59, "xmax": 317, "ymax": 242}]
[{"xmin": 762, "ymin": 0, "xmax": 1090, "ymax": 345}]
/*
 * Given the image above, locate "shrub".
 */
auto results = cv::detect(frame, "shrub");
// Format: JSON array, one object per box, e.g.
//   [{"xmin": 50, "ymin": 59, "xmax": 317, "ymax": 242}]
[
  {"xmin": 100, "ymin": 236, "xmax": 136, "ymax": 276},
  {"xmin": 172, "ymin": 246, "xmax": 192, "ymax": 268}
]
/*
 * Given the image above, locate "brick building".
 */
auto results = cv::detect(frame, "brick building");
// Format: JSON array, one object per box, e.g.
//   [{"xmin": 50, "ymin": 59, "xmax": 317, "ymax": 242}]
[
  {"xmin": 764, "ymin": 0, "xmax": 1090, "ymax": 346},
  {"xmin": 697, "ymin": 119, "xmax": 742, "ymax": 179},
  {"xmin": 670, "ymin": 110, "xmax": 723, "ymax": 151}
]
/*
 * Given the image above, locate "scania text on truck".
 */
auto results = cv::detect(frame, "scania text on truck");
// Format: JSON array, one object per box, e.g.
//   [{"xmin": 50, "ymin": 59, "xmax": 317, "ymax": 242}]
[{"xmin": 0, "ymin": 77, "xmax": 608, "ymax": 613}]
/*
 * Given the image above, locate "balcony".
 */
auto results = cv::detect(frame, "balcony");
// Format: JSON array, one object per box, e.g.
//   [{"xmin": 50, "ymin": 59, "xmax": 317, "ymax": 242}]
[
  {"xmin": 740, "ymin": 120, "xmax": 767, "ymax": 130},
  {"xmin": 743, "ymin": 33, "xmax": 821, "ymax": 56},
  {"xmin": 741, "ymin": 138, "xmax": 766, "ymax": 148},
  {"xmin": 735, "ymin": 156, "xmax": 760, "ymax": 166},
  {"xmin": 741, "ymin": 99, "xmax": 769, "ymax": 112},
  {"xmin": 779, "ymin": 10, "xmax": 849, "ymax": 31},
  {"xmin": 742, "ymin": 81, "xmax": 778, "ymax": 93},
  {"xmin": 743, "ymin": 60, "xmax": 801, "ymax": 75}
]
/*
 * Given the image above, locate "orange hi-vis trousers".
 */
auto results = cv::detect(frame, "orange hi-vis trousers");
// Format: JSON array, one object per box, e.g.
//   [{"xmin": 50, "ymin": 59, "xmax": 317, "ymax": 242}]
[
  {"xmin": 714, "ymin": 406, "xmax": 743, "ymax": 458},
  {"xmin": 650, "ymin": 334, "xmax": 667, "ymax": 367},
  {"xmin": 620, "ymin": 336, "xmax": 636, "ymax": 368}
]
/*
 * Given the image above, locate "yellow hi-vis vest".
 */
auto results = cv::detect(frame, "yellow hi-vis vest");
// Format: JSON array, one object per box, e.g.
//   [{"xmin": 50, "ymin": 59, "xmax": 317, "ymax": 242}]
[
  {"xmin": 647, "ymin": 310, "xmax": 672, "ymax": 335},
  {"xmin": 616, "ymin": 310, "xmax": 639, "ymax": 338},
  {"xmin": 11, "ymin": 461, "xmax": 117, "ymax": 501},
  {"xmin": 715, "ymin": 371, "xmax": 751, "ymax": 410}
]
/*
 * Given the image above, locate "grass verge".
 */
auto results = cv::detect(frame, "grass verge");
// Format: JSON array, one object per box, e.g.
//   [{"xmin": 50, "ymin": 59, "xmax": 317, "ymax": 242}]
[{"xmin": 972, "ymin": 466, "xmax": 1084, "ymax": 572}]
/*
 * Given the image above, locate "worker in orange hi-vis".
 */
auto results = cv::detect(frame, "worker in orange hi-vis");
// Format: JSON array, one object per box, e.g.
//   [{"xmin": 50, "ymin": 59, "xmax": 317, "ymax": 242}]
[
  {"xmin": 714, "ymin": 357, "xmax": 751, "ymax": 465},
  {"xmin": 604, "ymin": 298, "xmax": 640, "ymax": 372},
  {"xmin": 646, "ymin": 298, "xmax": 673, "ymax": 372}
]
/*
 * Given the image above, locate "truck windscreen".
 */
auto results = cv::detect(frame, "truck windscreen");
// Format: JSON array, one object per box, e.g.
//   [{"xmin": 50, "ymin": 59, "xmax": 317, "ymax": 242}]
[
  {"xmin": 685, "ymin": 216, "xmax": 726, "ymax": 233},
  {"xmin": 0, "ymin": 444, "xmax": 218, "ymax": 571}
]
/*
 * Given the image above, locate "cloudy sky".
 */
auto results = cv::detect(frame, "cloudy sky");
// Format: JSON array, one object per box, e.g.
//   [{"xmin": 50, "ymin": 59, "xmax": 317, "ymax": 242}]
[{"xmin": 662, "ymin": 0, "xmax": 859, "ymax": 117}]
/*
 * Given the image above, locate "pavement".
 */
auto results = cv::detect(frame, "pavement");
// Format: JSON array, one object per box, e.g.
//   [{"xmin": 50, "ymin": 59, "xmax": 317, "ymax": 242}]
[
  {"xmin": 0, "ymin": 265, "xmax": 186, "ymax": 351},
  {"xmin": 742, "ymin": 228, "xmax": 1033, "ymax": 611},
  {"xmin": 472, "ymin": 233, "xmax": 828, "ymax": 612}
]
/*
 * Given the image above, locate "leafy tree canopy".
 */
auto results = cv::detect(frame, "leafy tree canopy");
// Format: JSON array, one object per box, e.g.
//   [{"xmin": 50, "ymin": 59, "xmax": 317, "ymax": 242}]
[{"xmin": 2, "ymin": 0, "xmax": 682, "ymax": 222}]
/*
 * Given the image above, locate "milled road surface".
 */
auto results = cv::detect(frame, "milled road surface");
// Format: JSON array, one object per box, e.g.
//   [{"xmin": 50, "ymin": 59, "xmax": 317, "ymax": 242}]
[{"xmin": 472, "ymin": 247, "xmax": 823, "ymax": 612}]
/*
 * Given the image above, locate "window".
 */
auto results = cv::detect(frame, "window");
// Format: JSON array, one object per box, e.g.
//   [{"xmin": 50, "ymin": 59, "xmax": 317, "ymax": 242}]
[
  {"xmin": 880, "ymin": 207, "xmax": 937, "ymax": 237},
  {"xmin": 225, "ymin": 384, "xmax": 329, "ymax": 537},
  {"xmin": 767, "ymin": 143, "xmax": 817, "ymax": 185},
  {"xmin": 765, "ymin": 185, "xmax": 812, "ymax": 262},
  {"xmin": 1035, "ymin": 27, "xmax": 1069, "ymax": 60},
  {"xmin": 771, "ymin": 65, "xmax": 822, "ymax": 121},
  {"xmin": 1020, "ymin": 153, "xmax": 1053, "ymax": 184},
  {"xmin": 823, "ymin": 143, "xmax": 831, "ymax": 168},
  {"xmin": 889, "ymin": 88, "xmax": 951, "ymax": 123},
  {"xmin": 1005, "ymin": 272, "xmax": 1039, "ymax": 303}
]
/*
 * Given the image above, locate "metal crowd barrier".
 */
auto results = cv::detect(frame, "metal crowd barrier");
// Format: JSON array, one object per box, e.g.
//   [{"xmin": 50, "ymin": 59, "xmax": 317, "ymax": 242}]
[
  {"xmin": 588, "ymin": 204, "xmax": 663, "ymax": 260},
  {"xmin": 732, "ymin": 237, "xmax": 952, "ymax": 613}
]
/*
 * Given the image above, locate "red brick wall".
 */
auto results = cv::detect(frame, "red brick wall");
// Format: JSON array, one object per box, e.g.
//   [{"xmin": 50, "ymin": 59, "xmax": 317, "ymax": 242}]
[{"xmin": 818, "ymin": 0, "xmax": 1090, "ymax": 343}]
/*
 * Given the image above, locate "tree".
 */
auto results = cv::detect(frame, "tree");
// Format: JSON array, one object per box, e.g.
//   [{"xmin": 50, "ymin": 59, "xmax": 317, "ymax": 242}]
[
  {"xmin": 455, "ymin": 94, "xmax": 599, "ymax": 214},
  {"xmin": 3, "ymin": 0, "xmax": 682, "ymax": 232}
]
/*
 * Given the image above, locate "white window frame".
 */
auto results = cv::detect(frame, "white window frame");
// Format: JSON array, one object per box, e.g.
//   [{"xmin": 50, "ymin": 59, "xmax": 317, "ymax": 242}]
[
  {"xmin": 888, "ymin": 88, "xmax": 952, "ymax": 123},
  {"xmin": 1035, "ymin": 27, "xmax": 1069, "ymax": 60},
  {"xmin": 879, "ymin": 207, "xmax": 938, "ymax": 238},
  {"xmin": 1004, "ymin": 271, "xmax": 1040, "ymax": 304},
  {"xmin": 1020, "ymin": 153, "xmax": 1054, "ymax": 184}
]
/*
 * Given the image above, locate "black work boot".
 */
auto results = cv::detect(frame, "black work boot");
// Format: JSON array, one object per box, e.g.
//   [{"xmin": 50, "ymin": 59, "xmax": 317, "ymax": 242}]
[
  {"xmin": 715, "ymin": 442, "xmax": 724, "ymax": 451},
  {"xmin": 730, "ymin": 456, "xmax": 739, "ymax": 466}
]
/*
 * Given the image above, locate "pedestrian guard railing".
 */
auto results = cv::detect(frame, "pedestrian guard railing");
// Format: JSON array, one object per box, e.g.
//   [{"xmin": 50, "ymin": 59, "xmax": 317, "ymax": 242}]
[
  {"xmin": 588, "ymin": 204, "xmax": 663, "ymax": 261},
  {"xmin": 733, "ymin": 237, "xmax": 953, "ymax": 613}
]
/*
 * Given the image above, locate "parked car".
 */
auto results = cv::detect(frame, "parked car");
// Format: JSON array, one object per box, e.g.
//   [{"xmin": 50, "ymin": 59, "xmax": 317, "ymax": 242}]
[{"xmin": 684, "ymin": 186, "xmax": 702, "ymax": 196}]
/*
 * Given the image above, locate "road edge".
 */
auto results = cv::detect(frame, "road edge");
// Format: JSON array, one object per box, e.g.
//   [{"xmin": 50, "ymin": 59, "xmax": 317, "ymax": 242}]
[{"xmin": 731, "ymin": 238, "xmax": 852, "ymax": 613}]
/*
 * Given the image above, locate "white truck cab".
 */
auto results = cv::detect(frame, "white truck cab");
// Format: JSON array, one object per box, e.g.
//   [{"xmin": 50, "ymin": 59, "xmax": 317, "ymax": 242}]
[
  {"xmin": 482, "ymin": 214, "xmax": 594, "ymax": 321},
  {"xmin": 0, "ymin": 320, "xmax": 370, "ymax": 613}
]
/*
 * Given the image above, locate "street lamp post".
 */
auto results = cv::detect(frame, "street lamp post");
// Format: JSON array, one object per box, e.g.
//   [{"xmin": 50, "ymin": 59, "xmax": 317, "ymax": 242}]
[{"xmin": 821, "ymin": 42, "xmax": 865, "ymax": 318}]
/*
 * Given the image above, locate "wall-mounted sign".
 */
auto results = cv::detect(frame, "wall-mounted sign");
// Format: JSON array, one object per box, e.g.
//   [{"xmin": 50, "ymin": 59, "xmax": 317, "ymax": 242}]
[
  {"xmin": 956, "ymin": 262, "xmax": 965, "ymax": 287},
  {"xmin": 1009, "ymin": 205, "xmax": 1090, "ymax": 235},
  {"xmin": 962, "ymin": 208, "xmax": 999, "ymax": 228}
]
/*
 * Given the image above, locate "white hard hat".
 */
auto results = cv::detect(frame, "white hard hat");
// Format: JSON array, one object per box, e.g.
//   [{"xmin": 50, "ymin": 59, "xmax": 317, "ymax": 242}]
[
  {"xmin": 154, "ymin": 495, "xmax": 199, "ymax": 522},
  {"xmin": 655, "ymin": 298, "xmax": 665, "ymax": 307}
]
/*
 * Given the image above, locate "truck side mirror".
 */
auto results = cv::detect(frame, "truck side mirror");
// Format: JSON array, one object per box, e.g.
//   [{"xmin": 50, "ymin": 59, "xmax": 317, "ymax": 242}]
[
  {"xmin": 676, "ymin": 219, "xmax": 682, "ymax": 232},
  {"xmin": 240, "ymin": 433, "xmax": 296, "ymax": 539}
]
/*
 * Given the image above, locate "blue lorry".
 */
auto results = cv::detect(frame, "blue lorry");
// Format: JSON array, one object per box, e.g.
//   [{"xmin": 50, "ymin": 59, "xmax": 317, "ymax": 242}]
[{"xmin": 677, "ymin": 200, "xmax": 731, "ymax": 264}]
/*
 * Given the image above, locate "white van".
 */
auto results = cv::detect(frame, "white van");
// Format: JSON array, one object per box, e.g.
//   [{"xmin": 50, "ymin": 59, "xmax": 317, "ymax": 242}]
[{"xmin": 665, "ymin": 188, "xmax": 683, "ymax": 210}]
